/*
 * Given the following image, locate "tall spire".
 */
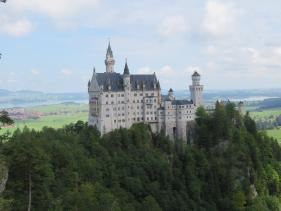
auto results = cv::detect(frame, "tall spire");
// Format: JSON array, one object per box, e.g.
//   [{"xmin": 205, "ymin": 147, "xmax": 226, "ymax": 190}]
[
  {"xmin": 106, "ymin": 41, "xmax": 113, "ymax": 58},
  {"xmin": 105, "ymin": 41, "xmax": 115, "ymax": 73},
  {"xmin": 123, "ymin": 59, "xmax": 130, "ymax": 75}
]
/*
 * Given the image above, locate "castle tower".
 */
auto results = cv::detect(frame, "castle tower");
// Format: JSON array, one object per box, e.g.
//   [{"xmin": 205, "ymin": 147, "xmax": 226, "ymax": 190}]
[
  {"xmin": 189, "ymin": 71, "xmax": 204, "ymax": 107},
  {"xmin": 168, "ymin": 88, "xmax": 175, "ymax": 100},
  {"xmin": 105, "ymin": 42, "xmax": 115, "ymax": 73},
  {"xmin": 238, "ymin": 101, "xmax": 245, "ymax": 115},
  {"xmin": 123, "ymin": 61, "xmax": 131, "ymax": 128}
]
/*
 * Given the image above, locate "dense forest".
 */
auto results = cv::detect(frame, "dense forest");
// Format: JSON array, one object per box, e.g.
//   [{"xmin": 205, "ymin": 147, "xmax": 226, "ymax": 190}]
[{"xmin": 0, "ymin": 102, "xmax": 280, "ymax": 210}]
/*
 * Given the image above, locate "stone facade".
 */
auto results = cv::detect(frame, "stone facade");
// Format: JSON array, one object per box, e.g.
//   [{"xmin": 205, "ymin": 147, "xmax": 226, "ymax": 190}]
[{"xmin": 88, "ymin": 43, "xmax": 204, "ymax": 142}]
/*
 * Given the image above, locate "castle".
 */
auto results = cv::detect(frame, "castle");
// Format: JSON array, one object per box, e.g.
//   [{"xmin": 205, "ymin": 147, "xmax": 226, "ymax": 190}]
[{"xmin": 88, "ymin": 43, "xmax": 204, "ymax": 142}]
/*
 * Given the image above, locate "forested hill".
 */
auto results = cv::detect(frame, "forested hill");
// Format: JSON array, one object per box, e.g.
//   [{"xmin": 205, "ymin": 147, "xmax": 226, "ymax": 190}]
[{"xmin": 0, "ymin": 102, "xmax": 281, "ymax": 210}]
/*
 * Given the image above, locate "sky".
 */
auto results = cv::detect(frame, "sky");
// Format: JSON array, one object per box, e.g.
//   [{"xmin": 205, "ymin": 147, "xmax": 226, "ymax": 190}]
[{"xmin": 0, "ymin": 0, "xmax": 281, "ymax": 93}]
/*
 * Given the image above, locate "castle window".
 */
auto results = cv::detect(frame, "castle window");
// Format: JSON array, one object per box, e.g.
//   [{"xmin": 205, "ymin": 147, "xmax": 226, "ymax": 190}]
[
  {"xmin": 111, "ymin": 102, "xmax": 114, "ymax": 104},
  {"xmin": 121, "ymin": 101, "xmax": 124, "ymax": 103},
  {"xmin": 141, "ymin": 117, "xmax": 144, "ymax": 120},
  {"xmin": 111, "ymin": 94, "xmax": 114, "ymax": 97},
  {"xmin": 147, "ymin": 117, "xmax": 149, "ymax": 120},
  {"xmin": 134, "ymin": 93, "xmax": 137, "ymax": 96},
  {"xmin": 141, "ymin": 100, "xmax": 143, "ymax": 103},
  {"xmin": 151, "ymin": 93, "xmax": 154, "ymax": 96},
  {"xmin": 155, "ymin": 117, "xmax": 157, "ymax": 120},
  {"xmin": 114, "ymin": 120, "xmax": 116, "ymax": 123},
  {"xmin": 137, "ymin": 117, "xmax": 140, "ymax": 121},
  {"xmin": 106, "ymin": 108, "xmax": 109, "ymax": 111},
  {"xmin": 106, "ymin": 115, "xmax": 110, "ymax": 118},
  {"xmin": 106, "ymin": 102, "xmax": 108, "ymax": 104},
  {"xmin": 140, "ymin": 93, "xmax": 143, "ymax": 96},
  {"xmin": 121, "ymin": 94, "xmax": 124, "ymax": 97},
  {"xmin": 137, "ymin": 100, "xmax": 139, "ymax": 103},
  {"xmin": 145, "ymin": 93, "xmax": 148, "ymax": 96},
  {"xmin": 106, "ymin": 94, "xmax": 108, "ymax": 97}
]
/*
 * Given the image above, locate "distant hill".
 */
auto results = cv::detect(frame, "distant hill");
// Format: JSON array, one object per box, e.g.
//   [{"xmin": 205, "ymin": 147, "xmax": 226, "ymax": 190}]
[
  {"xmin": 174, "ymin": 88, "xmax": 281, "ymax": 103},
  {"xmin": 0, "ymin": 89, "xmax": 88, "ymax": 108},
  {"xmin": 1, "ymin": 88, "xmax": 281, "ymax": 108},
  {"xmin": 258, "ymin": 97, "xmax": 281, "ymax": 109}
]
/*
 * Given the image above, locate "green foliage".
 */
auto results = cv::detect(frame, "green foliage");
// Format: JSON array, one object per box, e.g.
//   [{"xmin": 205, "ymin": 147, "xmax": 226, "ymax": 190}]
[
  {"xmin": 0, "ymin": 111, "xmax": 13, "ymax": 126},
  {"xmin": 0, "ymin": 111, "xmax": 14, "ymax": 142},
  {"xmin": 0, "ymin": 104, "xmax": 280, "ymax": 210}
]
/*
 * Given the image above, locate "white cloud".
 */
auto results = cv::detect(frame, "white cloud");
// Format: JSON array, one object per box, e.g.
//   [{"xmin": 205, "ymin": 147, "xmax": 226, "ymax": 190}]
[
  {"xmin": 160, "ymin": 65, "xmax": 175, "ymax": 76},
  {"xmin": 9, "ymin": 0, "xmax": 101, "ymax": 21},
  {"xmin": 61, "ymin": 69, "xmax": 73, "ymax": 76},
  {"xmin": 31, "ymin": 69, "xmax": 40, "ymax": 75},
  {"xmin": 0, "ymin": 16, "xmax": 32, "ymax": 37},
  {"xmin": 202, "ymin": 1, "xmax": 237, "ymax": 37},
  {"xmin": 137, "ymin": 65, "xmax": 200, "ymax": 89},
  {"xmin": 158, "ymin": 15, "xmax": 188, "ymax": 36},
  {"xmin": 137, "ymin": 67, "xmax": 154, "ymax": 74}
]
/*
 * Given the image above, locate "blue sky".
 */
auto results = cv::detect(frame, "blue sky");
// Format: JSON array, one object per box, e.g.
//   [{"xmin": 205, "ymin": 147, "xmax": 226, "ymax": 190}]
[{"xmin": 0, "ymin": 0, "xmax": 281, "ymax": 92}]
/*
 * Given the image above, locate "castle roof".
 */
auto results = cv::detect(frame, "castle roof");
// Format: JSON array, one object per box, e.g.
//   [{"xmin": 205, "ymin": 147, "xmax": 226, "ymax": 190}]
[
  {"xmin": 95, "ymin": 72, "xmax": 158, "ymax": 91},
  {"xmin": 172, "ymin": 100, "xmax": 193, "ymax": 105},
  {"xmin": 192, "ymin": 71, "xmax": 200, "ymax": 77}
]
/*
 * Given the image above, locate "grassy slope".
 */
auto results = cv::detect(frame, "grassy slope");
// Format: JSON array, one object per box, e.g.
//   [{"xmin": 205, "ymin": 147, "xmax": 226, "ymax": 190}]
[{"xmin": 250, "ymin": 107, "xmax": 281, "ymax": 143}]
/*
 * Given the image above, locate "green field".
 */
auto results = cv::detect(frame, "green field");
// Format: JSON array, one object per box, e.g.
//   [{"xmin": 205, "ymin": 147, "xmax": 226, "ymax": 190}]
[
  {"xmin": 2, "ymin": 103, "xmax": 281, "ymax": 143},
  {"xmin": 250, "ymin": 107, "xmax": 281, "ymax": 119},
  {"xmin": 267, "ymin": 128, "xmax": 281, "ymax": 142},
  {"xmin": 250, "ymin": 107, "xmax": 281, "ymax": 143},
  {"xmin": 1, "ymin": 103, "xmax": 88, "ymax": 134}
]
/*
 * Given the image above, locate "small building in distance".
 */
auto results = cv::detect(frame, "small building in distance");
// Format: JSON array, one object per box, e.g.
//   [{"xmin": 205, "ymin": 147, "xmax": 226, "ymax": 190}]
[{"xmin": 277, "ymin": 115, "xmax": 281, "ymax": 126}]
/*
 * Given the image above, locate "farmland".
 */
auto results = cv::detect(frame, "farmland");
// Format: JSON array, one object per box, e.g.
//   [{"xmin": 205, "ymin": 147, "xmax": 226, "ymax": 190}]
[
  {"xmin": 250, "ymin": 107, "xmax": 281, "ymax": 143},
  {"xmin": 1, "ymin": 103, "xmax": 88, "ymax": 134}
]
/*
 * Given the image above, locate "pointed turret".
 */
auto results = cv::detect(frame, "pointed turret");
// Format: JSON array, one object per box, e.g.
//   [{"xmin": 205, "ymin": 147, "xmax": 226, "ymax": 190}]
[
  {"xmin": 123, "ymin": 60, "xmax": 130, "ymax": 90},
  {"xmin": 106, "ymin": 42, "xmax": 113, "ymax": 58},
  {"xmin": 123, "ymin": 60, "xmax": 130, "ymax": 75},
  {"xmin": 105, "ymin": 42, "xmax": 115, "ymax": 73},
  {"xmin": 88, "ymin": 67, "xmax": 99, "ymax": 91}
]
